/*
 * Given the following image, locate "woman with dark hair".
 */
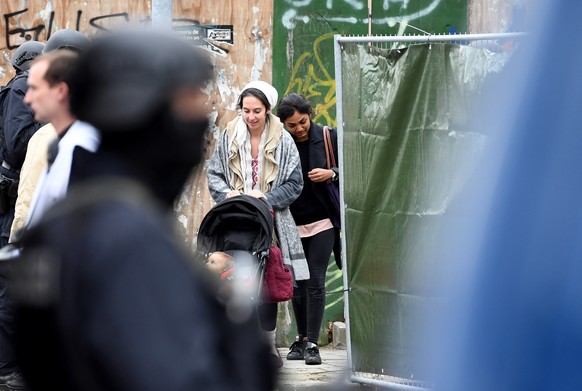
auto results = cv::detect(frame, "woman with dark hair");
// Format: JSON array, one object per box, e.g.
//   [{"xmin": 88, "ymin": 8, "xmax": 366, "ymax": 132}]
[
  {"xmin": 207, "ymin": 81, "xmax": 309, "ymax": 369},
  {"xmin": 277, "ymin": 93, "xmax": 340, "ymax": 365}
]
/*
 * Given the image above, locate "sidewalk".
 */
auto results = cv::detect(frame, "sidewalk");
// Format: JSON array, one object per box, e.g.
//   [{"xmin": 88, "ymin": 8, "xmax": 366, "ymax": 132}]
[{"xmin": 276, "ymin": 344, "xmax": 366, "ymax": 390}]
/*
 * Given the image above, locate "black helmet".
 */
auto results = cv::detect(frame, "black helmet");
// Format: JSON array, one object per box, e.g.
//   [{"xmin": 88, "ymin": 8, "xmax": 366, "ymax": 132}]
[
  {"xmin": 11, "ymin": 41, "xmax": 46, "ymax": 71},
  {"xmin": 70, "ymin": 29, "xmax": 213, "ymax": 132},
  {"xmin": 43, "ymin": 29, "xmax": 90, "ymax": 53}
]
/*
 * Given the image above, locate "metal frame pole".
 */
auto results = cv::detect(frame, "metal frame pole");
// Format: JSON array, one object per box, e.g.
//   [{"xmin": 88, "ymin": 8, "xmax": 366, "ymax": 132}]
[
  {"xmin": 337, "ymin": 31, "xmax": 526, "ymax": 44},
  {"xmin": 333, "ymin": 33, "xmax": 353, "ymax": 374},
  {"xmin": 152, "ymin": 0, "xmax": 173, "ymax": 30},
  {"xmin": 351, "ymin": 375, "xmax": 429, "ymax": 391}
]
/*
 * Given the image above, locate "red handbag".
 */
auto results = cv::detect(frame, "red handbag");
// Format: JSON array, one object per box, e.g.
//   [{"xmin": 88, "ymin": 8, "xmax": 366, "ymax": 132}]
[{"xmin": 263, "ymin": 244, "xmax": 293, "ymax": 302}]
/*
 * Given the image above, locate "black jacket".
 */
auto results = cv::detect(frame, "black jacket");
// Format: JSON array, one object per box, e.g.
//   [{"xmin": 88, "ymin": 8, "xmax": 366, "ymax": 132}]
[
  {"xmin": 0, "ymin": 73, "xmax": 41, "ymax": 170},
  {"xmin": 295, "ymin": 122, "xmax": 342, "ymax": 268},
  {"xmin": 303, "ymin": 122, "xmax": 339, "ymax": 224}
]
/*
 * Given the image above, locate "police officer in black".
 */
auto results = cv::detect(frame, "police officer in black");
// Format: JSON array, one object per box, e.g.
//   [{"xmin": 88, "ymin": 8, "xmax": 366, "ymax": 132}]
[
  {"xmin": 0, "ymin": 41, "xmax": 45, "ymax": 248},
  {"xmin": 0, "ymin": 40, "xmax": 44, "ymax": 391}
]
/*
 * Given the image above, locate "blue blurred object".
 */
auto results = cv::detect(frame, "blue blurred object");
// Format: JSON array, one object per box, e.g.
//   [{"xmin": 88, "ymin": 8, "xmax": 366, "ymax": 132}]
[{"xmin": 430, "ymin": 1, "xmax": 582, "ymax": 390}]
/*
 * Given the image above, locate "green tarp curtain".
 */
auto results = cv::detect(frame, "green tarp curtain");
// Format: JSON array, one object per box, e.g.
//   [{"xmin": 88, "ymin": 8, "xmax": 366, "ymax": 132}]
[{"xmin": 341, "ymin": 43, "xmax": 511, "ymax": 382}]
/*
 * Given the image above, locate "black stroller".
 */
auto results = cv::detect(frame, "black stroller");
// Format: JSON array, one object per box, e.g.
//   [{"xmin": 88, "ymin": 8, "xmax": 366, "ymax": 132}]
[{"xmin": 197, "ymin": 194, "xmax": 273, "ymax": 312}]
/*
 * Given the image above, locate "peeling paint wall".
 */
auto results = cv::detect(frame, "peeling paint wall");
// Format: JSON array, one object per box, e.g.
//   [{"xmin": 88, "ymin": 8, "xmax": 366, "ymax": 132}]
[
  {"xmin": 1, "ymin": 1, "xmax": 274, "ymax": 251},
  {"xmin": 168, "ymin": 2, "xmax": 274, "ymax": 251}
]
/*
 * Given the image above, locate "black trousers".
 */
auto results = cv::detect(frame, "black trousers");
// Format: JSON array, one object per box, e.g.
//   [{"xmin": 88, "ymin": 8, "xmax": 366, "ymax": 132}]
[
  {"xmin": 291, "ymin": 228, "xmax": 335, "ymax": 344},
  {"xmin": 0, "ymin": 271, "xmax": 17, "ymax": 376}
]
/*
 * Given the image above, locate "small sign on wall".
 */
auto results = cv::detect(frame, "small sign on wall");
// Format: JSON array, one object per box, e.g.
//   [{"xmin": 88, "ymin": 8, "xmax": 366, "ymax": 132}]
[{"xmin": 173, "ymin": 24, "xmax": 233, "ymax": 56}]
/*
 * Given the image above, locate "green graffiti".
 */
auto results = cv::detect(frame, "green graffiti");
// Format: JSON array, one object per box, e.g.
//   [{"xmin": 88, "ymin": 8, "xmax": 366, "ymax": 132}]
[
  {"xmin": 284, "ymin": 32, "xmax": 337, "ymax": 127},
  {"xmin": 324, "ymin": 260, "xmax": 344, "ymax": 315}
]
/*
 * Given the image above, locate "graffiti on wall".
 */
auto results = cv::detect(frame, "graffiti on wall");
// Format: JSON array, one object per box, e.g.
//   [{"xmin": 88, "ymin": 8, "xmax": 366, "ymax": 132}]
[
  {"xmin": 284, "ymin": 32, "xmax": 336, "ymax": 127},
  {"xmin": 282, "ymin": 0, "xmax": 443, "ymax": 34},
  {"xmin": 1, "ymin": 7, "xmax": 237, "ymax": 84},
  {"xmin": 3, "ymin": 8, "xmax": 233, "ymax": 55},
  {"xmin": 280, "ymin": 0, "xmax": 447, "ymax": 126},
  {"xmin": 3, "ymin": 8, "xmax": 139, "ymax": 49}
]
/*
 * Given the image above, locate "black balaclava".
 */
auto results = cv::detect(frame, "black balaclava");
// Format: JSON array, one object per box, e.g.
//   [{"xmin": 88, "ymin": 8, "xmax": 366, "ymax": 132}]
[
  {"xmin": 69, "ymin": 29, "xmax": 213, "ymax": 205},
  {"xmin": 94, "ymin": 103, "xmax": 210, "ymax": 205}
]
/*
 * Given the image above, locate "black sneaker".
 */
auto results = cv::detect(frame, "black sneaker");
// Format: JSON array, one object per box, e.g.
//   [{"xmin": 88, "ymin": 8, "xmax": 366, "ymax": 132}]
[
  {"xmin": 6, "ymin": 371, "xmax": 28, "ymax": 390},
  {"xmin": 0, "ymin": 371, "xmax": 18, "ymax": 385},
  {"xmin": 286, "ymin": 339, "xmax": 306, "ymax": 360},
  {"xmin": 304, "ymin": 343, "xmax": 322, "ymax": 365}
]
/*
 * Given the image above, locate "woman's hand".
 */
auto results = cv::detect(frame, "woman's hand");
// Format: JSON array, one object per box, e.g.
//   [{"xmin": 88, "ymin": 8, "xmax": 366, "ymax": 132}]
[
  {"xmin": 248, "ymin": 190, "xmax": 266, "ymax": 199},
  {"xmin": 226, "ymin": 190, "xmax": 241, "ymax": 198},
  {"xmin": 308, "ymin": 168, "xmax": 335, "ymax": 183}
]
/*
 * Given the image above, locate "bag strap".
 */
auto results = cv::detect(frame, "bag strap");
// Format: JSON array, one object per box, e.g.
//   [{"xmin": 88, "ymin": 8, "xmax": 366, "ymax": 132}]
[{"xmin": 322, "ymin": 126, "xmax": 336, "ymax": 169}]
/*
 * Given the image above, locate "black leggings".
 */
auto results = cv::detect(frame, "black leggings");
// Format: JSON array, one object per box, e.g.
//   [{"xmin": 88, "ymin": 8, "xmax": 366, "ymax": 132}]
[
  {"xmin": 257, "ymin": 302, "xmax": 278, "ymax": 331},
  {"xmin": 291, "ymin": 228, "xmax": 335, "ymax": 344}
]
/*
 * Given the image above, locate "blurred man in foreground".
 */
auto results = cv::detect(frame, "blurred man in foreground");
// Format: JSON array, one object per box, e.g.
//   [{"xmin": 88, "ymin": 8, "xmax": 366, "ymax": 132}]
[{"xmin": 9, "ymin": 29, "xmax": 273, "ymax": 391}]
